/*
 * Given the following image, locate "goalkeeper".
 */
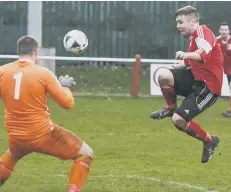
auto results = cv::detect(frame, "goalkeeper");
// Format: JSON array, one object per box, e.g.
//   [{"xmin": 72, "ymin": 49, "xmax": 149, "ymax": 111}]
[{"xmin": 0, "ymin": 35, "xmax": 93, "ymax": 192}]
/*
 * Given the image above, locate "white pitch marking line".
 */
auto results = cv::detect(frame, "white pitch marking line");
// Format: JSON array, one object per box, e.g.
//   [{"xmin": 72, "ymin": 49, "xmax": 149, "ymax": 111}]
[
  {"xmin": 89, "ymin": 174, "xmax": 219, "ymax": 192},
  {"xmin": 125, "ymin": 175, "xmax": 219, "ymax": 192},
  {"xmin": 54, "ymin": 173, "xmax": 219, "ymax": 192}
]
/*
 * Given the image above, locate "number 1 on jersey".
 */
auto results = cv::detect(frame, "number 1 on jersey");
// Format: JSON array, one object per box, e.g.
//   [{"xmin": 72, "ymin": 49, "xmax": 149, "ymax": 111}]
[{"xmin": 14, "ymin": 72, "xmax": 23, "ymax": 100}]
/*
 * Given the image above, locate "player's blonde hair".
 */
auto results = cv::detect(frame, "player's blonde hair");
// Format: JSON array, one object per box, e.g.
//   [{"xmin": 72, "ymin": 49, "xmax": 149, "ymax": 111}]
[
  {"xmin": 17, "ymin": 35, "xmax": 38, "ymax": 56},
  {"xmin": 175, "ymin": 6, "xmax": 200, "ymax": 21}
]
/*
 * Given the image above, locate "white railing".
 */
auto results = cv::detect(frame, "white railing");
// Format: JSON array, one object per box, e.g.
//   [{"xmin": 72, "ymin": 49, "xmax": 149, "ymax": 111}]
[{"xmin": 0, "ymin": 55, "xmax": 179, "ymax": 64}]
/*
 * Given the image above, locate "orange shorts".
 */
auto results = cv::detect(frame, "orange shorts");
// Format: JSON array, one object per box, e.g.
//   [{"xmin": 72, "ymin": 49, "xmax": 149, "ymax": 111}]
[{"xmin": 8, "ymin": 124, "xmax": 83, "ymax": 161}]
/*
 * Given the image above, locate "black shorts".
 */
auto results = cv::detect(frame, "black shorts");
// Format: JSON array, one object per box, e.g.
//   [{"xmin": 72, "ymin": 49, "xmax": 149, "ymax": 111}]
[
  {"xmin": 169, "ymin": 68, "xmax": 218, "ymax": 122},
  {"xmin": 226, "ymin": 74, "xmax": 231, "ymax": 86}
]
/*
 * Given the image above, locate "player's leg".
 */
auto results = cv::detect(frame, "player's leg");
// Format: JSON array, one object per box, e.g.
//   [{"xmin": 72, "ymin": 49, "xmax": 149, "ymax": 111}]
[
  {"xmin": 157, "ymin": 68, "xmax": 176, "ymax": 109},
  {"xmin": 36, "ymin": 125, "xmax": 93, "ymax": 192},
  {"xmin": 0, "ymin": 138, "xmax": 30, "ymax": 186},
  {"xmin": 69, "ymin": 142, "xmax": 93, "ymax": 192},
  {"xmin": 222, "ymin": 74, "xmax": 231, "ymax": 117},
  {"xmin": 171, "ymin": 81, "xmax": 219, "ymax": 163},
  {"xmin": 151, "ymin": 68, "xmax": 194, "ymax": 119},
  {"xmin": 0, "ymin": 151, "xmax": 16, "ymax": 186}
]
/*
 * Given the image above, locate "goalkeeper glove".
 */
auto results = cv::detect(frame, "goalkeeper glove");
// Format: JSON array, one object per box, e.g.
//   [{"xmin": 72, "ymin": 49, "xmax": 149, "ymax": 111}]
[{"xmin": 58, "ymin": 75, "xmax": 76, "ymax": 88}]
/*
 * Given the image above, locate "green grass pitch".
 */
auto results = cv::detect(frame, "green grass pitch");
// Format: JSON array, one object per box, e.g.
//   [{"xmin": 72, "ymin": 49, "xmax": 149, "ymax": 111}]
[{"xmin": 0, "ymin": 97, "xmax": 230, "ymax": 192}]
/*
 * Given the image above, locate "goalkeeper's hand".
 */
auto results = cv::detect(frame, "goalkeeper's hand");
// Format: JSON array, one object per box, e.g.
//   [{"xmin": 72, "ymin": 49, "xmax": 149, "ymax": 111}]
[{"xmin": 58, "ymin": 75, "xmax": 76, "ymax": 88}]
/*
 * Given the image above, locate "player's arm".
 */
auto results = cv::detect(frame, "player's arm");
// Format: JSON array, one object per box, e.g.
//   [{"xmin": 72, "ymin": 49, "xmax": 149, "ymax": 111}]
[
  {"xmin": 191, "ymin": 28, "xmax": 216, "ymax": 63},
  {"xmin": 184, "ymin": 52, "xmax": 202, "ymax": 62},
  {"xmin": 45, "ymin": 70, "xmax": 75, "ymax": 109},
  {"xmin": 176, "ymin": 29, "xmax": 216, "ymax": 63},
  {"xmin": 174, "ymin": 52, "xmax": 195, "ymax": 67},
  {"xmin": 176, "ymin": 51, "xmax": 202, "ymax": 63}
]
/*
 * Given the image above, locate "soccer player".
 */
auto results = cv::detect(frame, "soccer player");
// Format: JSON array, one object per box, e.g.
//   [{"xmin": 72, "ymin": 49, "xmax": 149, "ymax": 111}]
[
  {"xmin": 216, "ymin": 22, "xmax": 231, "ymax": 117},
  {"xmin": 150, "ymin": 6, "xmax": 223, "ymax": 163},
  {"xmin": 0, "ymin": 36, "xmax": 93, "ymax": 192}
]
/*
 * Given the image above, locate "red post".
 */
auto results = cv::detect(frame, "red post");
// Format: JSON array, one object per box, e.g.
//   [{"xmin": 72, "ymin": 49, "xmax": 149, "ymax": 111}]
[{"xmin": 130, "ymin": 54, "xmax": 141, "ymax": 97}]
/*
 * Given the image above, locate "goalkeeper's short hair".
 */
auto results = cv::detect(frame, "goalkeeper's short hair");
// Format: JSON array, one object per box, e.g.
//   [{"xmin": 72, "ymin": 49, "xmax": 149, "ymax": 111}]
[{"xmin": 17, "ymin": 35, "xmax": 38, "ymax": 56}]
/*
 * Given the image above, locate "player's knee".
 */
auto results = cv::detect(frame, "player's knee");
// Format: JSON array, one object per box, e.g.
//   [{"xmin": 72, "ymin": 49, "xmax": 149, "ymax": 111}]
[
  {"xmin": 156, "ymin": 69, "xmax": 174, "ymax": 87},
  {"xmin": 172, "ymin": 113, "xmax": 187, "ymax": 131},
  {"xmin": 0, "ymin": 155, "xmax": 14, "ymax": 186},
  {"xmin": 78, "ymin": 142, "xmax": 93, "ymax": 159}
]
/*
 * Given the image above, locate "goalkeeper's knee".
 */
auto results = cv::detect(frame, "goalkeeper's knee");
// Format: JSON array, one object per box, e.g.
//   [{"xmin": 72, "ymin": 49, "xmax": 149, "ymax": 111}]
[{"xmin": 76, "ymin": 142, "xmax": 93, "ymax": 160}]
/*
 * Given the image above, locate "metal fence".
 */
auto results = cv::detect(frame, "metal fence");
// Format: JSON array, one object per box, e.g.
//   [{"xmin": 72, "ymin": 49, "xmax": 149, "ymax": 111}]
[
  {"xmin": 42, "ymin": 1, "xmax": 193, "ymax": 59},
  {"xmin": 1, "ymin": 1, "xmax": 231, "ymax": 60}
]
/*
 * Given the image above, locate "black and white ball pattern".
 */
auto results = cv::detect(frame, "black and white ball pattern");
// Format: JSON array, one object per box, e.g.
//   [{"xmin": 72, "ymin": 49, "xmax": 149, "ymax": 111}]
[{"xmin": 63, "ymin": 30, "xmax": 88, "ymax": 54}]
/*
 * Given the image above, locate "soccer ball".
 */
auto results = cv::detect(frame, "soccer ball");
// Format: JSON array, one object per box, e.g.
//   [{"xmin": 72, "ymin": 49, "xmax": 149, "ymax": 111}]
[{"xmin": 63, "ymin": 30, "xmax": 88, "ymax": 55}]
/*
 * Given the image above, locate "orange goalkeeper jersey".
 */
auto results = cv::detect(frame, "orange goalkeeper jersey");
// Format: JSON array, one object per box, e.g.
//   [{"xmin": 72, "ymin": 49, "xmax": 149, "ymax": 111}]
[{"xmin": 0, "ymin": 60, "xmax": 74, "ymax": 140}]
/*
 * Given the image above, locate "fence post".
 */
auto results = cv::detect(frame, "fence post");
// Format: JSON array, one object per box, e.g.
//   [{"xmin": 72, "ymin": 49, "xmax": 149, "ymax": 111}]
[
  {"xmin": 38, "ymin": 47, "xmax": 56, "ymax": 74},
  {"xmin": 130, "ymin": 54, "xmax": 141, "ymax": 97}
]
